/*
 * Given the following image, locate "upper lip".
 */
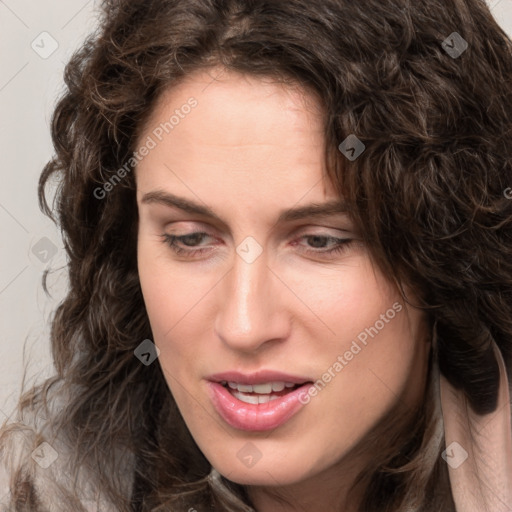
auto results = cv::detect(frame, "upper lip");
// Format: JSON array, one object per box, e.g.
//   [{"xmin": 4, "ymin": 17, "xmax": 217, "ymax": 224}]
[{"xmin": 207, "ymin": 370, "xmax": 313, "ymax": 385}]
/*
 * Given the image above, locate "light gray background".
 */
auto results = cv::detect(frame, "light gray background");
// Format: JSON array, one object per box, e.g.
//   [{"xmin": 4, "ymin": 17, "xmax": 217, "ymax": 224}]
[{"xmin": 1, "ymin": 0, "xmax": 512, "ymax": 421}]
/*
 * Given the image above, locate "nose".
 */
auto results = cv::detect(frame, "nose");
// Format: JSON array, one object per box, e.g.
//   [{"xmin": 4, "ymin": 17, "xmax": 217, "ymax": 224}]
[{"xmin": 214, "ymin": 248, "xmax": 291, "ymax": 353}]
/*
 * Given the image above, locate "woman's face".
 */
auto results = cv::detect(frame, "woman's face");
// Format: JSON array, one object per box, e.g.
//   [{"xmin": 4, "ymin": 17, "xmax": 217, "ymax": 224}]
[{"xmin": 136, "ymin": 67, "xmax": 429, "ymax": 493}]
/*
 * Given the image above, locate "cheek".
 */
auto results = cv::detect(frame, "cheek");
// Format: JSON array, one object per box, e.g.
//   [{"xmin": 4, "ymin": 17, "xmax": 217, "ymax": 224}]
[
  {"xmin": 137, "ymin": 236, "xmax": 216, "ymax": 373},
  {"xmin": 295, "ymin": 260, "xmax": 423, "ymax": 435},
  {"xmin": 138, "ymin": 232, "xmax": 195, "ymax": 324},
  {"xmin": 283, "ymin": 255, "xmax": 397, "ymax": 344},
  {"xmin": 322, "ymin": 305, "xmax": 425, "ymax": 443},
  {"xmin": 137, "ymin": 249, "xmax": 177, "ymax": 337}
]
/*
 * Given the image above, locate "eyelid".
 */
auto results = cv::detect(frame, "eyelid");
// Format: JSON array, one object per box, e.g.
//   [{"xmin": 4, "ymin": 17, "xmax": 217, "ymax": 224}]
[
  {"xmin": 292, "ymin": 225, "xmax": 354, "ymax": 238},
  {"xmin": 162, "ymin": 221, "xmax": 229, "ymax": 240}
]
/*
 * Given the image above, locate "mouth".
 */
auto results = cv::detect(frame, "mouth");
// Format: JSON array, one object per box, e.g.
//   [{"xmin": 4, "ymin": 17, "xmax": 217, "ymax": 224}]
[{"xmin": 206, "ymin": 372, "xmax": 314, "ymax": 431}]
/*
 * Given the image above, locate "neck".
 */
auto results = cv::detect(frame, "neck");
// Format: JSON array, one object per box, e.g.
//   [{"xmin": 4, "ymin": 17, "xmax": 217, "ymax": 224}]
[{"xmin": 246, "ymin": 455, "xmax": 364, "ymax": 512}]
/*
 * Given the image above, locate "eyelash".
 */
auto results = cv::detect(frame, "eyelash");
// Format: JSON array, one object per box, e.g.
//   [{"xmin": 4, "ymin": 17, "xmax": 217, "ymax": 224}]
[{"xmin": 159, "ymin": 232, "xmax": 354, "ymax": 259}]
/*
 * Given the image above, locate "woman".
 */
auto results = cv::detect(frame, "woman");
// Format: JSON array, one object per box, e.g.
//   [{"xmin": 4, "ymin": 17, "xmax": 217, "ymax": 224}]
[{"xmin": 1, "ymin": 0, "xmax": 511, "ymax": 510}]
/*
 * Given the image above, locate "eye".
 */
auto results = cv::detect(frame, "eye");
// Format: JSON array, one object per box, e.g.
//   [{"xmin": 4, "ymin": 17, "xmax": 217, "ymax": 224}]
[
  {"xmin": 291, "ymin": 234, "xmax": 354, "ymax": 258},
  {"xmin": 159, "ymin": 232, "xmax": 216, "ymax": 257}
]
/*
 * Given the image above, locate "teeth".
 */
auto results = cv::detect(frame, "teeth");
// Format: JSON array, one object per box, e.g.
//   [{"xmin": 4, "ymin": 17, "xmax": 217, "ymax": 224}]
[
  {"xmin": 226, "ymin": 381, "xmax": 298, "ymax": 393},
  {"xmin": 253, "ymin": 383, "xmax": 272, "ymax": 393},
  {"xmin": 233, "ymin": 391, "xmax": 282, "ymax": 404},
  {"xmin": 232, "ymin": 391, "xmax": 258, "ymax": 404}
]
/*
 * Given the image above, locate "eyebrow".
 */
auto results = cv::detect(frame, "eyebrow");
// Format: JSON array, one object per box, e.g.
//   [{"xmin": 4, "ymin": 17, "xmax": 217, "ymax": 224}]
[{"xmin": 141, "ymin": 190, "xmax": 348, "ymax": 224}]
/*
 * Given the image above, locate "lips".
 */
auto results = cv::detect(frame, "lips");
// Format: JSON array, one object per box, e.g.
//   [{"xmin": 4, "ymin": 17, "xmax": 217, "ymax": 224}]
[{"xmin": 206, "ymin": 370, "xmax": 314, "ymax": 431}]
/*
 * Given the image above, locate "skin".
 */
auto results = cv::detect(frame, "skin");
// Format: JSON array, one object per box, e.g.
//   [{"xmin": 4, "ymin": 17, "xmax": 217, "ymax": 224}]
[{"xmin": 135, "ymin": 66, "xmax": 431, "ymax": 512}]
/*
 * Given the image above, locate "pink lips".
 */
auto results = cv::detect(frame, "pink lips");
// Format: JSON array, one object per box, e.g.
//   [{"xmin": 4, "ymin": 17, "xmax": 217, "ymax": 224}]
[{"xmin": 206, "ymin": 370, "xmax": 313, "ymax": 431}]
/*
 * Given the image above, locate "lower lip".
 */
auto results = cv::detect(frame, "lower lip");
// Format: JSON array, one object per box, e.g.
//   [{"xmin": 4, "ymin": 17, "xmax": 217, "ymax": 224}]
[{"xmin": 206, "ymin": 381, "xmax": 313, "ymax": 431}]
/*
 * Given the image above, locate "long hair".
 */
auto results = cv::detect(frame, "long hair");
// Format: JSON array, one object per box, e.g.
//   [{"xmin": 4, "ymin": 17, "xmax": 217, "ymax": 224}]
[{"xmin": 2, "ymin": 0, "xmax": 512, "ymax": 510}]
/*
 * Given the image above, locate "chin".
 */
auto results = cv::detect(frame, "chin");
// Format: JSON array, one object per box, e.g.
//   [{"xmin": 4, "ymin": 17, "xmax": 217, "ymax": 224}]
[{"xmin": 215, "ymin": 462, "xmax": 309, "ymax": 486}]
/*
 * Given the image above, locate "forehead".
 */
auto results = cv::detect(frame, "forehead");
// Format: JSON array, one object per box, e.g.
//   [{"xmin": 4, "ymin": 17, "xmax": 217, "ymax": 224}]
[
  {"xmin": 134, "ymin": 67, "xmax": 333, "ymax": 199},
  {"xmin": 139, "ymin": 66, "xmax": 325, "ymax": 145}
]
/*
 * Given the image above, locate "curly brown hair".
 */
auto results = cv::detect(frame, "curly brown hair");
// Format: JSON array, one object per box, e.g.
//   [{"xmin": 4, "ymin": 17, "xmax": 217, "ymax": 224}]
[{"xmin": 1, "ymin": 0, "xmax": 512, "ymax": 510}]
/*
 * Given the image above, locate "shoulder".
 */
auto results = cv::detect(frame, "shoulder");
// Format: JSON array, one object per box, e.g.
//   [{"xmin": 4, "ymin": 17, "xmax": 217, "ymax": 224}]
[{"xmin": 0, "ymin": 382, "xmax": 134, "ymax": 511}]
